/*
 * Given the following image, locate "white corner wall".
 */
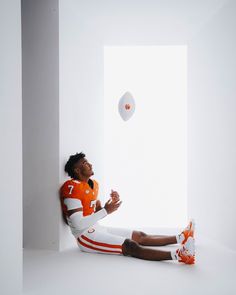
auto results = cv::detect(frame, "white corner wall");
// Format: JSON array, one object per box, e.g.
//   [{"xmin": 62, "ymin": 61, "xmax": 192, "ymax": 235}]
[
  {"xmin": 22, "ymin": 0, "xmax": 60, "ymax": 250},
  {"xmin": 58, "ymin": 0, "xmax": 219, "ymax": 249},
  {"xmin": 58, "ymin": 0, "xmax": 105, "ymax": 250},
  {"xmin": 58, "ymin": 0, "xmax": 193, "ymax": 250},
  {"xmin": 188, "ymin": 0, "xmax": 236, "ymax": 250},
  {"xmin": 22, "ymin": 0, "xmax": 235, "ymax": 252},
  {"xmin": 0, "ymin": 1, "xmax": 22, "ymax": 294}
]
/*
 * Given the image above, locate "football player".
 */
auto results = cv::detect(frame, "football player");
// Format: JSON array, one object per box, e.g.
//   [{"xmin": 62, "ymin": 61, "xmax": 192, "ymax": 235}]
[{"xmin": 60, "ymin": 153, "xmax": 195, "ymax": 264}]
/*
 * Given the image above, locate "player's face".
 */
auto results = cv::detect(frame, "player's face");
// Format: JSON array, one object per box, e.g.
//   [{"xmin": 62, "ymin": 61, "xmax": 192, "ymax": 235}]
[{"xmin": 76, "ymin": 158, "xmax": 94, "ymax": 178}]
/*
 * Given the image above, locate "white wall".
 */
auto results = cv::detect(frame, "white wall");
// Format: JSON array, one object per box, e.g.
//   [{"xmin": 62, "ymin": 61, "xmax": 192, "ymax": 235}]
[
  {"xmin": 58, "ymin": 0, "xmax": 189, "ymax": 249},
  {"xmin": 0, "ymin": 1, "xmax": 22, "ymax": 294},
  {"xmin": 58, "ymin": 0, "xmax": 227, "ymax": 249},
  {"xmin": 22, "ymin": 0, "xmax": 60, "ymax": 250},
  {"xmin": 59, "ymin": 0, "xmax": 105, "ymax": 250},
  {"xmin": 188, "ymin": 0, "xmax": 236, "ymax": 250},
  {"xmin": 22, "ymin": 0, "xmax": 235, "ymax": 252},
  {"xmin": 103, "ymin": 46, "xmax": 187, "ymax": 229}
]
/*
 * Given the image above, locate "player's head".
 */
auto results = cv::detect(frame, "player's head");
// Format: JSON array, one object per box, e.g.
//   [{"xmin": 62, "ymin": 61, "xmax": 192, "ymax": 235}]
[{"xmin": 64, "ymin": 152, "xmax": 94, "ymax": 180}]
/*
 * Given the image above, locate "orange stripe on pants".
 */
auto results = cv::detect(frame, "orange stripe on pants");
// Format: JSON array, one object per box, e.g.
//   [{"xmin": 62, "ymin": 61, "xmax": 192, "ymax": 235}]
[
  {"xmin": 81, "ymin": 234, "xmax": 123, "ymax": 250},
  {"xmin": 78, "ymin": 237, "xmax": 123, "ymax": 254}
]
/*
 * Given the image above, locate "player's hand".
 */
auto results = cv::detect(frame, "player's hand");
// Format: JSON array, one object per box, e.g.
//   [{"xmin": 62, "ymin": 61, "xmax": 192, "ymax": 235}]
[
  {"xmin": 110, "ymin": 190, "xmax": 120, "ymax": 203},
  {"xmin": 95, "ymin": 200, "xmax": 102, "ymax": 212},
  {"xmin": 104, "ymin": 198, "xmax": 122, "ymax": 214}
]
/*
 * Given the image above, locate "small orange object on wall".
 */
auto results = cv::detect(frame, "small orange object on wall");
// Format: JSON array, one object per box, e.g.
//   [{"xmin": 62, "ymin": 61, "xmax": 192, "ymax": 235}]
[{"xmin": 118, "ymin": 92, "xmax": 135, "ymax": 121}]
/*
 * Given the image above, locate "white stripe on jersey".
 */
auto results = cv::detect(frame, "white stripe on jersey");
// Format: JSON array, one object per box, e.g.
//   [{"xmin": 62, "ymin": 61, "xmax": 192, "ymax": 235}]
[{"xmin": 64, "ymin": 198, "xmax": 82, "ymax": 210}]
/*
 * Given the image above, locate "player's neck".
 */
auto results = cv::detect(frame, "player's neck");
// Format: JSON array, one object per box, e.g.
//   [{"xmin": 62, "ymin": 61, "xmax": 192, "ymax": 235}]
[{"xmin": 74, "ymin": 175, "xmax": 90, "ymax": 183}]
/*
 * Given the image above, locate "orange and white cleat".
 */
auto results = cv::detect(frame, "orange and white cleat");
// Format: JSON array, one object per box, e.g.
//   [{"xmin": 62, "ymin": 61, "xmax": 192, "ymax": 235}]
[
  {"xmin": 177, "ymin": 219, "xmax": 195, "ymax": 245},
  {"xmin": 176, "ymin": 236, "xmax": 195, "ymax": 265}
]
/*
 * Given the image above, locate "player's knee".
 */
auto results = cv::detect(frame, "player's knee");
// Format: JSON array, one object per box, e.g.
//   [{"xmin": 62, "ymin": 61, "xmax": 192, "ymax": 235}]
[
  {"xmin": 122, "ymin": 239, "xmax": 141, "ymax": 256},
  {"xmin": 138, "ymin": 231, "xmax": 147, "ymax": 242},
  {"xmin": 132, "ymin": 230, "xmax": 147, "ymax": 244}
]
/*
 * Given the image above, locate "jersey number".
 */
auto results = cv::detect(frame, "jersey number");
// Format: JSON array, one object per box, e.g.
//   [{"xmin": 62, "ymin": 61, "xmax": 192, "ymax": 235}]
[{"xmin": 68, "ymin": 185, "xmax": 74, "ymax": 194}]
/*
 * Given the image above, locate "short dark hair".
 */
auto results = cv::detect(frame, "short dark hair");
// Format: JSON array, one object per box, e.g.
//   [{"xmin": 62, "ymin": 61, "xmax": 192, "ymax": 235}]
[{"xmin": 64, "ymin": 152, "xmax": 85, "ymax": 178}]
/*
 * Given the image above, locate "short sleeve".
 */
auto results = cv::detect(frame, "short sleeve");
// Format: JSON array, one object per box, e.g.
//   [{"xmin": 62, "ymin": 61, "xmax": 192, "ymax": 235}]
[{"xmin": 61, "ymin": 181, "xmax": 83, "ymax": 200}]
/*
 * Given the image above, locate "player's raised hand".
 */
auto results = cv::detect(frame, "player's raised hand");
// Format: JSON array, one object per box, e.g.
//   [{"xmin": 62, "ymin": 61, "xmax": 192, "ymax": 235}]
[
  {"xmin": 110, "ymin": 190, "xmax": 120, "ymax": 203},
  {"xmin": 104, "ymin": 198, "xmax": 122, "ymax": 214}
]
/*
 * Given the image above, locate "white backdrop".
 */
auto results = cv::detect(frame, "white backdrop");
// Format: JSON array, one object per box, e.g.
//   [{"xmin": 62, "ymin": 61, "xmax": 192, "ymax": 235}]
[
  {"xmin": 102, "ymin": 46, "xmax": 187, "ymax": 228},
  {"xmin": 22, "ymin": 0, "xmax": 236, "ymax": 252}
]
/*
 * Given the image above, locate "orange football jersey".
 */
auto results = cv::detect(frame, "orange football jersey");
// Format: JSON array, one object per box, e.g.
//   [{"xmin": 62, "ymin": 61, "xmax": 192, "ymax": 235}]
[{"xmin": 60, "ymin": 179, "xmax": 99, "ymax": 217}]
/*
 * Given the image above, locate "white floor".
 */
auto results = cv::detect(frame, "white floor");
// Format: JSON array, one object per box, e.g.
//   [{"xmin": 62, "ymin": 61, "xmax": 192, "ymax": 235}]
[{"xmin": 23, "ymin": 231, "xmax": 236, "ymax": 295}]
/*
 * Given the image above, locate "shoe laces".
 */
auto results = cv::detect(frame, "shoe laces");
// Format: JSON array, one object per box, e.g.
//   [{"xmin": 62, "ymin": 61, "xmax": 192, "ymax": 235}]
[{"xmin": 178, "ymin": 244, "xmax": 192, "ymax": 257}]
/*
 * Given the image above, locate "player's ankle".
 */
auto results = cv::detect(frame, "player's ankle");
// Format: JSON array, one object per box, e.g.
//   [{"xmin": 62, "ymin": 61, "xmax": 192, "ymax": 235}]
[
  {"xmin": 171, "ymin": 250, "xmax": 178, "ymax": 260},
  {"xmin": 176, "ymin": 233, "xmax": 184, "ymax": 244}
]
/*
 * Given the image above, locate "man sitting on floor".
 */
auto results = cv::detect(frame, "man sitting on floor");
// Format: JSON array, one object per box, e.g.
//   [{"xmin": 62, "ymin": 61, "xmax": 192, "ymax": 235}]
[{"xmin": 60, "ymin": 152, "xmax": 195, "ymax": 264}]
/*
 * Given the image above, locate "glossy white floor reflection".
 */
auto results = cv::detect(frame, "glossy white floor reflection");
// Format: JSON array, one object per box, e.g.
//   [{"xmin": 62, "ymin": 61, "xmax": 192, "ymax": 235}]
[{"xmin": 23, "ymin": 229, "xmax": 236, "ymax": 295}]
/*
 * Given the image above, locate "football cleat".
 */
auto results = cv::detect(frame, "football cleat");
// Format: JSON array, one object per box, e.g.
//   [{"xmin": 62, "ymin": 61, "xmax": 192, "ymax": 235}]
[
  {"xmin": 179, "ymin": 219, "xmax": 195, "ymax": 245},
  {"xmin": 176, "ymin": 236, "xmax": 195, "ymax": 265}
]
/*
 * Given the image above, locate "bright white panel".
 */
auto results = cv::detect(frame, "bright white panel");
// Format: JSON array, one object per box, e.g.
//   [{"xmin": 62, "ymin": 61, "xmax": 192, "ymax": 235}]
[{"xmin": 103, "ymin": 46, "xmax": 187, "ymax": 229}]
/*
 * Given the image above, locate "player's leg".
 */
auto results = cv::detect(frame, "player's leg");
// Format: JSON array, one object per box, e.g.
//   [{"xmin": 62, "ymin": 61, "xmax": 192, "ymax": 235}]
[
  {"xmin": 122, "ymin": 236, "xmax": 195, "ymax": 264},
  {"xmin": 99, "ymin": 224, "xmax": 133, "ymax": 239},
  {"xmin": 131, "ymin": 219, "xmax": 195, "ymax": 246},
  {"xmin": 131, "ymin": 231, "xmax": 177, "ymax": 246},
  {"xmin": 77, "ymin": 225, "xmax": 195, "ymax": 264},
  {"xmin": 77, "ymin": 225, "xmax": 126, "ymax": 255},
  {"xmin": 93, "ymin": 220, "xmax": 195, "ymax": 249},
  {"xmin": 99, "ymin": 224, "xmax": 179, "ymax": 246},
  {"xmin": 99, "ymin": 224, "xmax": 175, "ymax": 243},
  {"xmin": 78, "ymin": 227, "xmax": 174, "ymax": 261},
  {"xmin": 98, "ymin": 225, "xmax": 181, "ymax": 246},
  {"xmin": 122, "ymin": 239, "xmax": 172, "ymax": 260}
]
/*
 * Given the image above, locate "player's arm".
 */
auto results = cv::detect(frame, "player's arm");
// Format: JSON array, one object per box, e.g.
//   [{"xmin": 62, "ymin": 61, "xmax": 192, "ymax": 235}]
[
  {"xmin": 64, "ymin": 198, "xmax": 107, "ymax": 232},
  {"xmin": 64, "ymin": 197, "xmax": 122, "ymax": 232}
]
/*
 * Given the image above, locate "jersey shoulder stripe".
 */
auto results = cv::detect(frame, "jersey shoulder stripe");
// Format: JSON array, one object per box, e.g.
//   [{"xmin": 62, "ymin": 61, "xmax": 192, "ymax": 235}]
[{"xmin": 64, "ymin": 198, "xmax": 82, "ymax": 210}]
